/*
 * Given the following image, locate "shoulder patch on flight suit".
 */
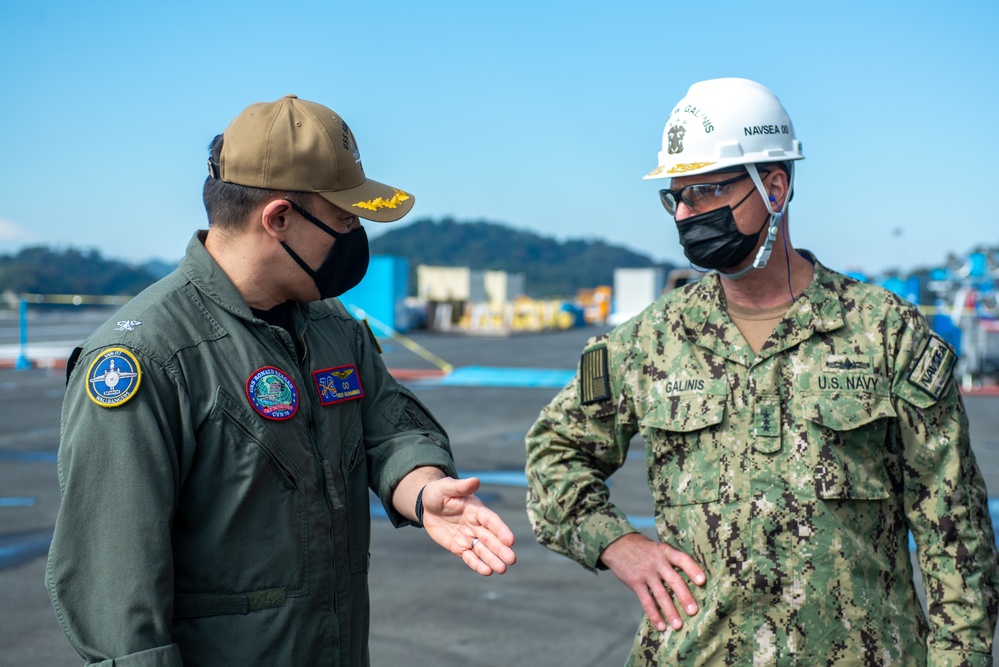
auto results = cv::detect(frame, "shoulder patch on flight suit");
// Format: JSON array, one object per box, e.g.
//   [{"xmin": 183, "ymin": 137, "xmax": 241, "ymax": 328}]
[
  {"xmin": 362, "ymin": 319, "xmax": 383, "ymax": 354},
  {"xmin": 580, "ymin": 345, "xmax": 611, "ymax": 405},
  {"xmin": 907, "ymin": 332, "xmax": 957, "ymax": 400},
  {"xmin": 85, "ymin": 347, "xmax": 142, "ymax": 408}
]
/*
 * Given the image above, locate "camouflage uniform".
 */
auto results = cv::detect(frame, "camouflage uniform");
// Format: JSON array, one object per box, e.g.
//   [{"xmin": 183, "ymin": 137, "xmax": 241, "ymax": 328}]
[{"xmin": 526, "ymin": 254, "xmax": 999, "ymax": 666}]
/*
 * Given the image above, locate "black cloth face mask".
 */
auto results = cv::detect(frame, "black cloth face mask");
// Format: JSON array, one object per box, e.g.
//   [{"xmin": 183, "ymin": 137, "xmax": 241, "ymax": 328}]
[
  {"xmin": 675, "ymin": 189, "xmax": 767, "ymax": 270},
  {"xmin": 282, "ymin": 200, "xmax": 370, "ymax": 300}
]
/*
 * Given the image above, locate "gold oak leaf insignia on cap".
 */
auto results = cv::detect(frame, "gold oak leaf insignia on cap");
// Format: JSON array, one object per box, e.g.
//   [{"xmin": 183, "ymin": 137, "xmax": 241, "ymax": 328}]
[{"xmin": 353, "ymin": 189, "xmax": 411, "ymax": 212}]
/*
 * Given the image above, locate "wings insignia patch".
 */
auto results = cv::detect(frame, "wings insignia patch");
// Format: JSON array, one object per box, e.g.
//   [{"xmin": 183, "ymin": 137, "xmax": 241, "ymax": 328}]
[{"xmin": 313, "ymin": 364, "xmax": 365, "ymax": 406}]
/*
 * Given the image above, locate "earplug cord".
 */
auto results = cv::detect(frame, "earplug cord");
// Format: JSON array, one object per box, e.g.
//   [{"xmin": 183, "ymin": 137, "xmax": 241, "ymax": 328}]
[{"xmin": 781, "ymin": 212, "xmax": 795, "ymax": 301}]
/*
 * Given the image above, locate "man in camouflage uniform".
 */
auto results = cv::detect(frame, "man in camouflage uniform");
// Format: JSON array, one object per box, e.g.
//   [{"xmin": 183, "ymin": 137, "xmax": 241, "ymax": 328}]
[{"xmin": 525, "ymin": 78, "xmax": 999, "ymax": 665}]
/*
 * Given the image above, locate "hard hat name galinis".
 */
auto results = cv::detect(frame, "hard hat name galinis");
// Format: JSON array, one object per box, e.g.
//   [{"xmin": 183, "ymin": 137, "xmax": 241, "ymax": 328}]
[{"xmin": 682, "ymin": 105, "xmax": 714, "ymax": 133}]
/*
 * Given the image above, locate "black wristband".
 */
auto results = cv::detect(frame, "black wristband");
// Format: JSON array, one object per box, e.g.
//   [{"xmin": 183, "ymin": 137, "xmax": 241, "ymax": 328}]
[{"xmin": 415, "ymin": 485, "xmax": 426, "ymax": 528}]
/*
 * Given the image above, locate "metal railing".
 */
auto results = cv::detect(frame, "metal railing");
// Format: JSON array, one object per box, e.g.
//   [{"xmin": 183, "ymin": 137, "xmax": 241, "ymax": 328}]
[{"xmin": 13, "ymin": 293, "xmax": 132, "ymax": 370}]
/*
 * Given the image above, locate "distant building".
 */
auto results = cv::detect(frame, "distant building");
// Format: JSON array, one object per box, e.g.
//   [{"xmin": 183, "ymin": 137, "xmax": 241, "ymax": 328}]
[
  {"xmin": 417, "ymin": 265, "xmax": 525, "ymax": 306},
  {"xmin": 483, "ymin": 271, "xmax": 525, "ymax": 307},
  {"xmin": 340, "ymin": 255, "xmax": 410, "ymax": 331},
  {"xmin": 417, "ymin": 265, "xmax": 479, "ymax": 302},
  {"xmin": 610, "ymin": 267, "xmax": 666, "ymax": 325}
]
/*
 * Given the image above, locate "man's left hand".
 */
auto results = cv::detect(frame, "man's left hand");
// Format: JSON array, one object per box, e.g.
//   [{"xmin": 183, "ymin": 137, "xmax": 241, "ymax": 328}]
[{"xmin": 421, "ymin": 476, "xmax": 517, "ymax": 576}]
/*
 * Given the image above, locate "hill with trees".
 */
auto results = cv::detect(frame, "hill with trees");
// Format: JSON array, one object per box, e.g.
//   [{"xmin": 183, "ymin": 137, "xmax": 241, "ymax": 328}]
[
  {"xmin": 0, "ymin": 247, "xmax": 160, "ymax": 297},
  {"xmin": 371, "ymin": 218, "xmax": 665, "ymax": 297},
  {"xmin": 0, "ymin": 219, "xmax": 667, "ymax": 299}
]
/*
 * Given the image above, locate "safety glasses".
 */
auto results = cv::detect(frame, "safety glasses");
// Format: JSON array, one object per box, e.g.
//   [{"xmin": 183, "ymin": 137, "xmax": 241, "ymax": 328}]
[{"xmin": 659, "ymin": 171, "xmax": 763, "ymax": 217}]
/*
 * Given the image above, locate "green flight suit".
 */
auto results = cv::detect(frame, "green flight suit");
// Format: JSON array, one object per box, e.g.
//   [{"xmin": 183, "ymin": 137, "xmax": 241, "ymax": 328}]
[
  {"xmin": 47, "ymin": 232, "xmax": 456, "ymax": 666},
  {"xmin": 526, "ymin": 255, "xmax": 999, "ymax": 666}
]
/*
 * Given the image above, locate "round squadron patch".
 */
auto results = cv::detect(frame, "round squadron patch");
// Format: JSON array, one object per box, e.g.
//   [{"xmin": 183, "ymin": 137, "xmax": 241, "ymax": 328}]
[
  {"xmin": 86, "ymin": 347, "xmax": 142, "ymax": 408},
  {"xmin": 246, "ymin": 366, "xmax": 299, "ymax": 420}
]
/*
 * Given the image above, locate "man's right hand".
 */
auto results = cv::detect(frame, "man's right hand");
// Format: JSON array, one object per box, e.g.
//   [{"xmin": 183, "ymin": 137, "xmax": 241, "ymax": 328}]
[{"xmin": 599, "ymin": 533, "xmax": 706, "ymax": 632}]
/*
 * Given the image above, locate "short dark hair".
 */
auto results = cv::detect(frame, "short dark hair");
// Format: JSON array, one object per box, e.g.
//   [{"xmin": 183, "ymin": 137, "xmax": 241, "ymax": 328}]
[
  {"xmin": 202, "ymin": 134, "xmax": 300, "ymax": 230},
  {"xmin": 712, "ymin": 162, "xmax": 791, "ymax": 177},
  {"xmin": 766, "ymin": 161, "xmax": 791, "ymax": 178}
]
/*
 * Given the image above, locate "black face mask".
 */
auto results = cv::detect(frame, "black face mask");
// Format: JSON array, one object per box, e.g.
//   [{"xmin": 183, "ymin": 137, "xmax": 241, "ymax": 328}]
[
  {"xmin": 675, "ymin": 189, "xmax": 766, "ymax": 270},
  {"xmin": 283, "ymin": 200, "xmax": 370, "ymax": 300}
]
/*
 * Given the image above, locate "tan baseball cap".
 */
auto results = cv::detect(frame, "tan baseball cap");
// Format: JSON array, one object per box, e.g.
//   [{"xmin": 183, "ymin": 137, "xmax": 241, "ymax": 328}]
[{"xmin": 214, "ymin": 94, "xmax": 414, "ymax": 223}]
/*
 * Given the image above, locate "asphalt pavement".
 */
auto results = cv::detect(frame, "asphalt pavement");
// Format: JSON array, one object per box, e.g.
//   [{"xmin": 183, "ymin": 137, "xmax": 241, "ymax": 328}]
[{"xmin": 2, "ymin": 314, "xmax": 999, "ymax": 666}]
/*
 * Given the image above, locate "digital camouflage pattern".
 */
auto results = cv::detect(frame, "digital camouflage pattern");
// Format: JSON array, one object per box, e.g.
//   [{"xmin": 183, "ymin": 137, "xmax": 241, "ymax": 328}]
[{"xmin": 526, "ymin": 255, "xmax": 999, "ymax": 666}]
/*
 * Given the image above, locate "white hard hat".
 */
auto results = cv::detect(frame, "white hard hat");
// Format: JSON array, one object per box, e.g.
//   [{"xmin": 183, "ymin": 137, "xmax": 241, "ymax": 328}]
[{"xmin": 644, "ymin": 78, "xmax": 804, "ymax": 180}]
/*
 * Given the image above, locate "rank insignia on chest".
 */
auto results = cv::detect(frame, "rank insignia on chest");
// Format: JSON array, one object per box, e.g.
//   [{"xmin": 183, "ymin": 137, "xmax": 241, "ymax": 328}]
[
  {"xmin": 246, "ymin": 366, "xmax": 300, "ymax": 420},
  {"xmin": 313, "ymin": 364, "xmax": 365, "ymax": 406},
  {"xmin": 86, "ymin": 347, "xmax": 142, "ymax": 408}
]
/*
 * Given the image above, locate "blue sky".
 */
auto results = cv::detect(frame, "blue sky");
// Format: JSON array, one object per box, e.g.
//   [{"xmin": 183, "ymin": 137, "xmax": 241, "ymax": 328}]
[{"xmin": 1, "ymin": 0, "xmax": 996, "ymax": 278}]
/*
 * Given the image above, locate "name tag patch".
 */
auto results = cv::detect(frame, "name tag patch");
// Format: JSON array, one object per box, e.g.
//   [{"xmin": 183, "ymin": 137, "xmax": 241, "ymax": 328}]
[
  {"xmin": 816, "ymin": 374, "xmax": 881, "ymax": 392},
  {"xmin": 313, "ymin": 365, "xmax": 364, "ymax": 406},
  {"xmin": 246, "ymin": 366, "xmax": 299, "ymax": 420}
]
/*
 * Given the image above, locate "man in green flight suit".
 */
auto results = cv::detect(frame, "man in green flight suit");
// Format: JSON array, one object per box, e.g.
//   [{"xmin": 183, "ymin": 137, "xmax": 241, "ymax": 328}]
[
  {"xmin": 47, "ymin": 94, "xmax": 516, "ymax": 667},
  {"xmin": 525, "ymin": 78, "xmax": 999, "ymax": 665}
]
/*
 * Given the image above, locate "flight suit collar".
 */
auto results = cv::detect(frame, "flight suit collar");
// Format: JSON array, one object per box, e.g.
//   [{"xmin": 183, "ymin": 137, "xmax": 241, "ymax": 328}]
[
  {"xmin": 180, "ymin": 231, "xmax": 311, "ymax": 329},
  {"xmin": 180, "ymin": 231, "xmax": 256, "ymax": 322}
]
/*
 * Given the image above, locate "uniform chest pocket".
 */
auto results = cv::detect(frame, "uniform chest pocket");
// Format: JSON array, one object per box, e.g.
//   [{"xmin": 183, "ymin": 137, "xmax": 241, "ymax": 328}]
[
  {"xmin": 174, "ymin": 387, "xmax": 309, "ymax": 607},
  {"xmin": 803, "ymin": 389, "xmax": 896, "ymax": 500},
  {"xmin": 639, "ymin": 389, "xmax": 727, "ymax": 506}
]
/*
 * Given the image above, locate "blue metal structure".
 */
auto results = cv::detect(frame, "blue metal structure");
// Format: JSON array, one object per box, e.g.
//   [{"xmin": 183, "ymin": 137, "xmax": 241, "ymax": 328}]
[
  {"xmin": 16, "ymin": 298, "xmax": 31, "ymax": 370},
  {"xmin": 340, "ymin": 255, "xmax": 410, "ymax": 332}
]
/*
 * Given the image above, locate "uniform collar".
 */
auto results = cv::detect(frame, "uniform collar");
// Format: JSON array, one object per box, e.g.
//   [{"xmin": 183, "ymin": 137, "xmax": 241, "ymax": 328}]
[
  {"xmin": 180, "ymin": 231, "xmax": 308, "ymax": 327},
  {"xmin": 676, "ymin": 250, "xmax": 846, "ymax": 365},
  {"xmin": 179, "ymin": 231, "xmax": 255, "ymax": 322}
]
